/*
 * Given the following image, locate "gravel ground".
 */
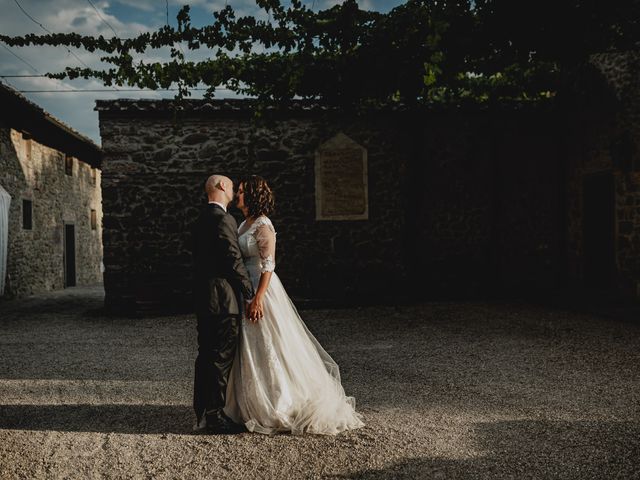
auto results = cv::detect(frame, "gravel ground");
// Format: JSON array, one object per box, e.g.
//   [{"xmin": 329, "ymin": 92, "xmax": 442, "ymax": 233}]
[{"xmin": 0, "ymin": 286, "xmax": 639, "ymax": 479}]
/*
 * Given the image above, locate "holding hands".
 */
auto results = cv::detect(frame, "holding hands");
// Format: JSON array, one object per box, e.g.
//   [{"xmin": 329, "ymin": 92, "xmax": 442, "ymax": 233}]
[{"xmin": 247, "ymin": 295, "xmax": 264, "ymax": 323}]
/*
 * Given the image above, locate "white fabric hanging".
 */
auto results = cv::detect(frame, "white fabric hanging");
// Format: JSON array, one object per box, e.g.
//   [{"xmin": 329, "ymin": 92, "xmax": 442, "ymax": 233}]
[{"xmin": 0, "ymin": 185, "xmax": 11, "ymax": 296}]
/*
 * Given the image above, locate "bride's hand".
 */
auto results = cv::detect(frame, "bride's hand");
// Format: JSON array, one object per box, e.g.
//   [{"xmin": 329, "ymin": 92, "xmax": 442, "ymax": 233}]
[{"xmin": 248, "ymin": 296, "xmax": 264, "ymax": 323}]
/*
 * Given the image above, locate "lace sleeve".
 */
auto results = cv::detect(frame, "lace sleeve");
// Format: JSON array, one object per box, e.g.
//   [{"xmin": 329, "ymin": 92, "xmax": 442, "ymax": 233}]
[{"xmin": 254, "ymin": 219, "xmax": 276, "ymax": 273}]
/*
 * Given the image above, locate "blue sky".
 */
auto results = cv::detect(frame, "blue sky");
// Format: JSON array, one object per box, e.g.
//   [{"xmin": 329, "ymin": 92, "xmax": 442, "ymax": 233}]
[{"xmin": 0, "ymin": 0, "xmax": 406, "ymax": 145}]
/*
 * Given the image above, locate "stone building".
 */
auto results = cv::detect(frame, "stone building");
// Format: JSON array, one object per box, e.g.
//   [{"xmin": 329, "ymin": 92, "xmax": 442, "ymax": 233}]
[
  {"xmin": 565, "ymin": 52, "xmax": 640, "ymax": 298},
  {"xmin": 96, "ymin": 52, "xmax": 640, "ymax": 314},
  {"xmin": 0, "ymin": 83, "xmax": 103, "ymax": 298},
  {"xmin": 96, "ymin": 101, "xmax": 410, "ymax": 313}
]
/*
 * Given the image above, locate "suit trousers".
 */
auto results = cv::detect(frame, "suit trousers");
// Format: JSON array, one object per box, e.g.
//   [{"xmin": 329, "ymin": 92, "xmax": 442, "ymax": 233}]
[{"xmin": 193, "ymin": 312, "xmax": 241, "ymax": 422}]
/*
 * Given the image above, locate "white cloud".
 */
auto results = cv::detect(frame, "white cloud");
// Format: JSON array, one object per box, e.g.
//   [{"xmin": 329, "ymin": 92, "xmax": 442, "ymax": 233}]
[
  {"xmin": 112, "ymin": 0, "xmax": 156, "ymax": 12},
  {"xmin": 0, "ymin": 0, "xmax": 169, "ymax": 143}
]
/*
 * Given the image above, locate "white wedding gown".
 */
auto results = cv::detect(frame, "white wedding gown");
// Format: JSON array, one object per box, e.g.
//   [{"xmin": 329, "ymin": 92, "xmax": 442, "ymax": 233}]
[{"xmin": 224, "ymin": 216, "xmax": 364, "ymax": 435}]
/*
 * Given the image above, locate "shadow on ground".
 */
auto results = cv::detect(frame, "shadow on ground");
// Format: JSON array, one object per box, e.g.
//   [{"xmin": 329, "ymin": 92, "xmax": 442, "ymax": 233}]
[
  {"xmin": 2, "ymin": 287, "xmax": 640, "ymax": 479},
  {"xmin": 2, "ymin": 402, "xmax": 638, "ymax": 479},
  {"xmin": 334, "ymin": 420, "xmax": 640, "ymax": 479},
  {"xmin": 0, "ymin": 404, "xmax": 194, "ymax": 435}
]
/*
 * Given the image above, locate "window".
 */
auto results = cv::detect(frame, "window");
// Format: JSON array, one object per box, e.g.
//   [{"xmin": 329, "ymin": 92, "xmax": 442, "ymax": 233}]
[
  {"xmin": 91, "ymin": 209, "xmax": 97, "ymax": 230},
  {"xmin": 91, "ymin": 168, "xmax": 97, "ymax": 186},
  {"xmin": 65, "ymin": 155, "xmax": 73, "ymax": 176},
  {"xmin": 22, "ymin": 131, "xmax": 32, "ymax": 160},
  {"xmin": 22, "ymin": 200, "xmax": 32, "ymax": 230}
]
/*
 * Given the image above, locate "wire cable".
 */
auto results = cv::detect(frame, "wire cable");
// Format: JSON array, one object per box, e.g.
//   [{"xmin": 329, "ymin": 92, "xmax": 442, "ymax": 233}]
[
  {"xmin": 12, "ymin": 0, "xmax": 52, "ymax": 34},
  {"xmin": 10, "ymin": 0, "xmax": 122, "ymax": 92},
  {"xmin": 0, "ymin": 44, "xmax": 38, "ymax": 73},
  {"xmin": 0, "ymin": 76, "xmax": 233, "ymax": 94},
  {"xmin": 0, "ymin": 77, "xmax": 19, "ymax": 90},
  {"xmin": 17, "ymin": 87, "xmax": 231, "ymax": 92},
  {"xmin": 12, "ymin": 0, "xmax": 91, "ymax": 70},
  {"xmin": 85, "ymin": 0, "xmax": 119, "ymax": 37},
  {"xmin": 0, "ymin": 45, "xmax": 77, "ymax": 92}
]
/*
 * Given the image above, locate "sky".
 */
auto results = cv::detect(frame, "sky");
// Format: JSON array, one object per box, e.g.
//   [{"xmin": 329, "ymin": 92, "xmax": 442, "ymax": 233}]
[{"xmin": 0, "ymin": 0, "xmax": 406, "ymax": 145}]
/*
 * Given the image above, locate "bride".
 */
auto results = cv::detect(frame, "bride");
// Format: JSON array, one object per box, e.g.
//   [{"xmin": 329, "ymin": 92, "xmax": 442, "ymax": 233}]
[{"xmin": 224, "ymin": 175, "xmax": 364, "ymax": 435}]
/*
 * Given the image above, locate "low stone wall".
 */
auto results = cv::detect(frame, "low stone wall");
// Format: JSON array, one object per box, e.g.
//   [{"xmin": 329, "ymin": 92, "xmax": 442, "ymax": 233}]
[
  {"xmin": 97, "ymin": 104, "xmax": 578, "ymax": 313},
  {"xmin": 0, "ymin": 128, "xmax": 103, "ymax": 297}
]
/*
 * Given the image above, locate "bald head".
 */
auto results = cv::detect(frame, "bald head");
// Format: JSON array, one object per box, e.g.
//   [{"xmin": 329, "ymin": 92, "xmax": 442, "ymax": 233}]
[{"xmin": 205, "ymin": 174, "xmax": 234, "ymax": 206}]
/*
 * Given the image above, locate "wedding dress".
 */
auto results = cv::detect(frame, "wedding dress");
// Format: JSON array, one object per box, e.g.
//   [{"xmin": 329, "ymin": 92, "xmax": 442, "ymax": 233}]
[{"xmin": 224, "ymin": 216, "xmax": 364, "ymax": 435}]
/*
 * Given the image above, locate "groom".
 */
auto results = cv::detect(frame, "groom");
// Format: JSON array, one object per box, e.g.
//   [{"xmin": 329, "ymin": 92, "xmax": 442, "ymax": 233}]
[{"xmin": 192, "ymin": 174, "xmax": 254, "ymax": 433}]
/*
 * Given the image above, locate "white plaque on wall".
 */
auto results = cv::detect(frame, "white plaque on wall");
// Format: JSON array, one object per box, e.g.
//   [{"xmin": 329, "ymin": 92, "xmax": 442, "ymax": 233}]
[{"xmin": 315, "ymin": 133, "xmax": 368, "ymax": 221}]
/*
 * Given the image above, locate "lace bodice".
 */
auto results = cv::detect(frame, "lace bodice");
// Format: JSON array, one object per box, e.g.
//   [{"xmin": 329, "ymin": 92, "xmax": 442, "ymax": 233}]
[{"xmin": 238, "ymin": 216, "xmax": 276, "ymax": 274}]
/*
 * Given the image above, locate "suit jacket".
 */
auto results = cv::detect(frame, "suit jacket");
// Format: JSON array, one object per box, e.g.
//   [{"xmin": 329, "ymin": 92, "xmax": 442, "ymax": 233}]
[{"xmin": 192, "ymin": 203, "xmax": 254, "ymax": 316}]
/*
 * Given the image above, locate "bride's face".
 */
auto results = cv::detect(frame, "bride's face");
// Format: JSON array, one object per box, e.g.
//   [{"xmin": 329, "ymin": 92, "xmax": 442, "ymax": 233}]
[{"xmin": 236, "ymin": 183, "xmax": 246, "ymax": 211}]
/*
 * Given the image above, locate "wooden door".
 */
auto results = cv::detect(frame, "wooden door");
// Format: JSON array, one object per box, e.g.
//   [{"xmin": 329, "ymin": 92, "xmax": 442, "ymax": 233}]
[
  {"xmin": 583, "ymin": 172, "xmax": 615, "ymax": 288},
  {"xmin": 64, "ymin": 224, "xmax": 76, "ymax": 287}
]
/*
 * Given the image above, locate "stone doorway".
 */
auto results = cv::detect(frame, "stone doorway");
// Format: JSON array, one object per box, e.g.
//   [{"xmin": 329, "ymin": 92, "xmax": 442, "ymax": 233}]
[
  {"xmin": 64, "ymin": 223, "xmax": 76, "ymax": 288},
  {"xmin": 582, "ymin": 171, "xmax": 616, "ymax": 288}
]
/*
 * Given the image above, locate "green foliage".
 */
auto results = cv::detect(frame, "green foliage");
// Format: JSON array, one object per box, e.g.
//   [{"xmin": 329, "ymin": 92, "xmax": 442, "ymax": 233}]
[{"xmin": 1, "ymin": 0, "xmax": 638, "ymax": 107}]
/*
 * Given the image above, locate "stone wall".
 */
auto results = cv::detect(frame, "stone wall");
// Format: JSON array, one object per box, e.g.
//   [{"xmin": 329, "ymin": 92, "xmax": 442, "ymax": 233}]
[
  {"xmin": 98, "ymin": 111, "xmax": 411, "ymax": 312},
  {"xmin": 565, "ymin": 51, "xmax": 640, "ymax": 296},
  {"xmin": 0, "ymin": 128, "xmax": 103, "ymax": 297},
  {"xmin": 409, "ymin": 110, "xmax": 565, "ymax": 297},
  {"xmin": 98, "ymin": 104, "xmax": 572, "ymax": 312},
  {"xmin": 97, "ymin": 48, "xmax": 640, "ymax": 314}
]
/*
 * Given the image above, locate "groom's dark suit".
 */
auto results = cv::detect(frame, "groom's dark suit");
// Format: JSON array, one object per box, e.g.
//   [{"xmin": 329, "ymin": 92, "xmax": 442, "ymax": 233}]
[{"xmin": 192, "ymin": 203, "xmax": 254, "ymax": 429}]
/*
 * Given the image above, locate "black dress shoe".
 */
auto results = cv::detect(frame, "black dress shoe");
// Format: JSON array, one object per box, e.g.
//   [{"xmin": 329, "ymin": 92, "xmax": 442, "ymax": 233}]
[
  {"xmin": 204, "ymin": 410, "xmax": 247, "ymax": 434},
  {"xmin": 206, "ymin": 420, "xmax": 246, "ymax": 434}
]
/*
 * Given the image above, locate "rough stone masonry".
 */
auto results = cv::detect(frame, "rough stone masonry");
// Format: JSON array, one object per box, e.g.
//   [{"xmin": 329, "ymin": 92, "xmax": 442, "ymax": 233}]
[{"xmin": 96, "ymin": 52, "xmax": 640, "ymax": 314}]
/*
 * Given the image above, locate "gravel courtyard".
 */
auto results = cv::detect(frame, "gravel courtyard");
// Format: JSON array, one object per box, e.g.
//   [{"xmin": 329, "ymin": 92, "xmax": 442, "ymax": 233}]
[{"xmin": 0, "ymin": 287, "xmax": 639, "ymax": 479}]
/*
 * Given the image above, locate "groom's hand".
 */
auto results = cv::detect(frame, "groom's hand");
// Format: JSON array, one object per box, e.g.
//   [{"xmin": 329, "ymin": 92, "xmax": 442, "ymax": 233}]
[{"xmin": 244, "ymin": 300, "xmax": 252, "ymax": 320}]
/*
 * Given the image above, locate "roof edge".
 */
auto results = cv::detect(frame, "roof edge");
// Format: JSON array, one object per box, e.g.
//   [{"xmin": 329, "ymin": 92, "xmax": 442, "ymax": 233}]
[{"xmin": 1, "ymin": 82, "xmax": 102, "ymax": 168}]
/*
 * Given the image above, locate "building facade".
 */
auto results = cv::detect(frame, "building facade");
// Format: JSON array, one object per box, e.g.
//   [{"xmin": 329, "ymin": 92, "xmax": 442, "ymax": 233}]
[
  {"xmin": 95, "ymin": 52, "xmax": 640, "ymax": 314},
  {"xmin": 0, "ymin": 83, "xmax": 103, "ymax": 298}
]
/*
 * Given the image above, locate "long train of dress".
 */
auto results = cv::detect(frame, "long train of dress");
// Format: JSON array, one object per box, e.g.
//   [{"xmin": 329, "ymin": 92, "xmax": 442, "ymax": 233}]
[{"xmin": 224, "ymin": 217, "xmax": 364, "ymax": 435}]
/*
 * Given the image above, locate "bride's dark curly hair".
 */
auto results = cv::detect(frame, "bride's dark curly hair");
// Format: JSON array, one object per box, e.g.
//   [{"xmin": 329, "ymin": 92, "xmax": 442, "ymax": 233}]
[{"xmin": 240, "ymin": 175, "xmax": 275, "ymax": 218}]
